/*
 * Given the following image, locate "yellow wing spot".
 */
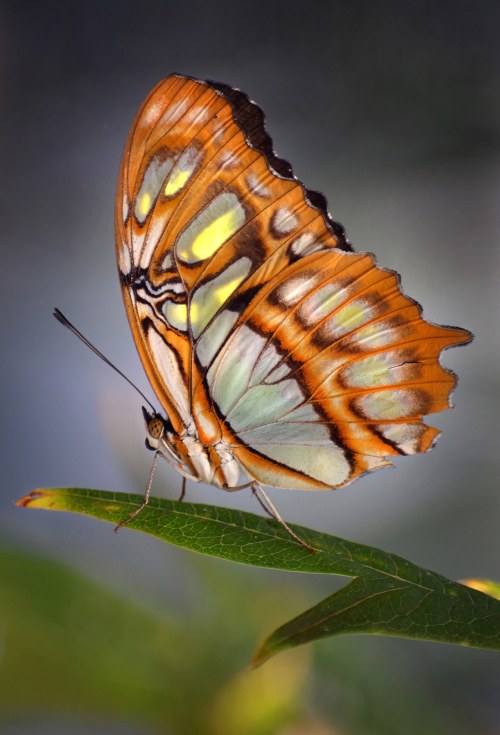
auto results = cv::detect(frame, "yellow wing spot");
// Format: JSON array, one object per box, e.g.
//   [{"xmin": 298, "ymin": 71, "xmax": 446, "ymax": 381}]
[
  {"xmin": 163, "ymin": 301, "xmax": 188, "ymax": 331},
  {"xmin": 190, "ymin": 257, "xmax": 252, "ymax": 337},
  {"xmin": 190, "ymin": 209, "xmax": 242, "ymax": 261},
  {"xmin": 138, "ymin": 191, "xmax": 152, "ymax": 218},
  {"xmin": 334, "ymin": 301, "xmax": 369, "ymax": 330},
  {"xmin": 190, "ymin": 276, "xmax": 245, "ymax": 334},
  {"xmin": 300, "ymin": 283, "xmax": 347, "ymax": 325},
  {"xmin": 353, "ymin": 321, "xmax": 398, "ymax": 350},
  {"xmin": 358, "ymin": 389, "xmax": 419, "ymax": 420},
  {"xmin": 176, "ymin": 193, "xmax": 245, "ymax": 263},
  {"xmin": 344, "ymin": 355, "xmax": 391, "ymax": 388},
  {"xmin": 134, "ymin": 155, "xmax": 174, "ymax": 223},
  {"xmin": 190, "ymin": 301, "xmax": 199, "ymax": 323},
  {"xmin": 164, "ymin": 168, "xmax": 192, "ymax": 197},
  {"xmin": 212, "ymin": 277, "xmax": 243, "ymax": 306}
]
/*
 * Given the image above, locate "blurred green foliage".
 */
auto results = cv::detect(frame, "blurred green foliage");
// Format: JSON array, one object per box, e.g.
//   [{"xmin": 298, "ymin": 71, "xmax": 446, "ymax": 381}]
[{"xmin": 0, "ymin": 545, "xmax": 312, "ymax": 734}]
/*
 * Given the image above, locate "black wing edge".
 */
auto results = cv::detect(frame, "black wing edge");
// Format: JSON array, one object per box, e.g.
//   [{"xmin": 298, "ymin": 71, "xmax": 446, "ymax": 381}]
[{"xmin": 171, "ymin": 73, "xmax": 352, "ymax": 252}]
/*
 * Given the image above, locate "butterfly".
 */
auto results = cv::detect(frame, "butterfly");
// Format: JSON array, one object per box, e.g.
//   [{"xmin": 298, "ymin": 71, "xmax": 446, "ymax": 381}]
[{"xmin": 115, "ymin": 73, "xmax": 472, "ymax": 541}]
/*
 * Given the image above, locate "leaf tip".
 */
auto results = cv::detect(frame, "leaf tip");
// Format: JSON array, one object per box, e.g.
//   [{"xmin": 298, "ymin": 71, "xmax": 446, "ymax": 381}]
[
  {"xmin": 460, "ymin": 578, "xmax": 500, "ymax": 601},
  {"xmin": 250, "ymin": 641, "xmax": 274, "ymax": 669},
  {"xmin": 15, "ymin": 489, "xmax": 56, "ymax": 509}
]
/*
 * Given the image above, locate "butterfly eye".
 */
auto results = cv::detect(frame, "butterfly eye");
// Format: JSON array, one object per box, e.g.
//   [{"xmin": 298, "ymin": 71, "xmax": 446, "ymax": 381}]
[
  {"xmin": 148, "ymin": 417, "xmax": 165, "ymax": 440},
  {"xmin": 145, "ymin": 438, "xmax": 156, "ymax": 451}
]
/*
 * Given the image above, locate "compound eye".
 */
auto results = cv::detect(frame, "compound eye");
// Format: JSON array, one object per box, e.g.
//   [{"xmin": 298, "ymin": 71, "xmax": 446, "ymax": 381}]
[
  {"xmin": 145, "ymin": 438, "xmax": 155, "ymax": 451},
  {"xmin": 148, "ymin": 417, "xmax": 165, "ymax": 439}
]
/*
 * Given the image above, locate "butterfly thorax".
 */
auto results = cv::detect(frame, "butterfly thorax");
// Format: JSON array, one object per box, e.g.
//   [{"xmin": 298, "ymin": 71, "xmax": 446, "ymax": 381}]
[{"xmin": 143, "ymin": 407, "xmax": 241, "ymax": 488}]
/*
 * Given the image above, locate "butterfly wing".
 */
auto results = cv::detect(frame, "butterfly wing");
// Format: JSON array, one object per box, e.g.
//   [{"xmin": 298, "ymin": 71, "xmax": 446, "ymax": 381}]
[
  {"xmin": 195, "ymin": 249, "xmax": 471, "ymax": 489},
  {"xmin": 116, "ymin": 74, "xmax": 349, "ymax": 434},
  {"xmin": 116, "ymin": 74, "xmax": 471, "ymax": 489}
]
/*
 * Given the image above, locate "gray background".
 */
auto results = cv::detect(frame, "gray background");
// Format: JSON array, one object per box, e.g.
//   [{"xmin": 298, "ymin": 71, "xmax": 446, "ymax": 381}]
[{"xmin": 2, "ymin": 0, "xmax": 499, "ymax": 732}]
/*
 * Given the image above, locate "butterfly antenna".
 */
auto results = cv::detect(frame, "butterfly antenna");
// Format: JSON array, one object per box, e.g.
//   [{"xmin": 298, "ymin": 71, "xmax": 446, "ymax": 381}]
[{"xmin": 53, "ymin": 308, "xmax": 156, "ymax": 412}]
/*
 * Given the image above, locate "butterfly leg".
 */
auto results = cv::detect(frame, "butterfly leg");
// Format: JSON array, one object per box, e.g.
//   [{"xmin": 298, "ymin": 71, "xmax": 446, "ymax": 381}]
[
  {"xmin": 251, "ymin": 483, "xmax": 317, "ymax": 553},
  {"xmin": 223, "ymin": 480, "xmax": 316, "ymax": 553},
  {"xmin": 114, "ymin": 449, "xmax": 160, "ymax": 532},
  {"xmin": 178, "ymin": 476, "xmax": 187, "ymax": 502}
]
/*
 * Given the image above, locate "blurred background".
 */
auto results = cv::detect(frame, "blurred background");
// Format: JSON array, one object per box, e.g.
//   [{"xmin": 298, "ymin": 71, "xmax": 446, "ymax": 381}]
[{"xmin": 1, "ymin": 0, "xmax": 499, "ymax": 732}]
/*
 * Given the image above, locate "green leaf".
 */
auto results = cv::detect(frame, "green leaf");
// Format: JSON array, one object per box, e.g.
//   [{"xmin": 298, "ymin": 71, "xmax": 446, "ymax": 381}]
[
  {"xmin": 253, "ymin": 574, "xmax": 500, "ymax": 666},
  {"xmin": 17, "ymin": 488, "xmax": 500, "ymax": 664},
  {"xmin": 0, "ymin": 545, "xmax": 180, "ymax": 721}
]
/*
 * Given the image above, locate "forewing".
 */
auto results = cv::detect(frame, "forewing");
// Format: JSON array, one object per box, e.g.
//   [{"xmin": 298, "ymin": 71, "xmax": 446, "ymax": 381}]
[{"xmin": 115, "ymin": 74, "xmax": 349, "ymax": 434}]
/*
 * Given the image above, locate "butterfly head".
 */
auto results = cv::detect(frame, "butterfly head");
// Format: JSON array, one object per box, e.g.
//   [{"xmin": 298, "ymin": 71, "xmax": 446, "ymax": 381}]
[{"xmin": 142, "ymin": 406, "xmax": 172, "ymax": 451}]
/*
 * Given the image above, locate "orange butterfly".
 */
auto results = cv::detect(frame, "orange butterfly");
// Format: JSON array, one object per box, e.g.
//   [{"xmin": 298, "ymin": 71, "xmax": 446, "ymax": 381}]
[{"xmin": 115, "ymin": 74, "xmax": 471, "ymax": 541}]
